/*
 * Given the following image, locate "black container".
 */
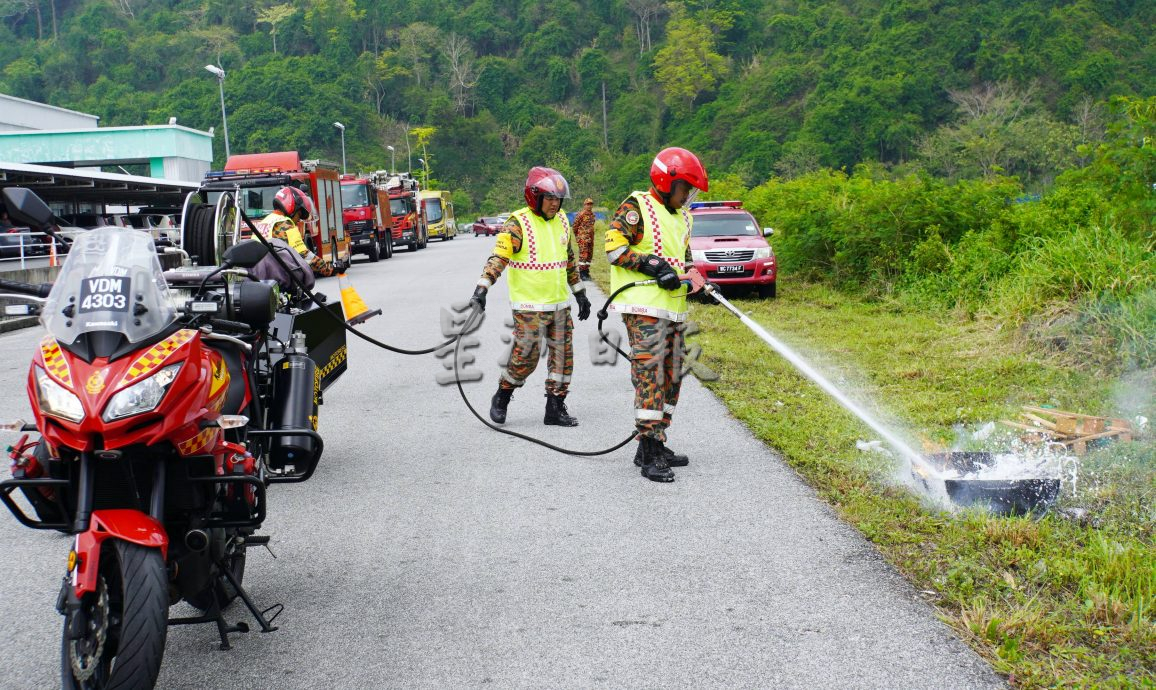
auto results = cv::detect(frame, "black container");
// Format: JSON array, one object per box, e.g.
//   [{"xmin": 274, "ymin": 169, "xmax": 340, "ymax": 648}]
[
  {"xmin": 269, "ymin": 351, "xmax": 318, "ymax": 470},
  {"xmin": 922, "ymin": 451, "xmax": 1061, "ymax": 516}
]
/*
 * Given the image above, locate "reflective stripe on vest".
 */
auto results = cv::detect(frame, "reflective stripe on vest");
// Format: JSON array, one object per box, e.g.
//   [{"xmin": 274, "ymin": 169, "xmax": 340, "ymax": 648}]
[
  {"xmin": 507, "ymin": 207, "xmax": 571, "ymax": 311},
  {"xmin": 609, "ymin": 191, "xmax": 692, "ymax": 322}
]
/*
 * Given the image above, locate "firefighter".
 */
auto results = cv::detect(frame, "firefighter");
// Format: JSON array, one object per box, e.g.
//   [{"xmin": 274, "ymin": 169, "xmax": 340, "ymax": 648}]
[
  {"xmin": 605, "ymin": 147, "xmax": 709, "ymax": 482},
  {"xmin": 469, "ymin": 167, "xmax": 593, "ymax": 427},
  {"xmin": 255, "ymin": 186, "xmax": 344, "ymax": 277},
  {"xmin": 573, "ymin": 197, "xmax": 596, "ymax": 281}
]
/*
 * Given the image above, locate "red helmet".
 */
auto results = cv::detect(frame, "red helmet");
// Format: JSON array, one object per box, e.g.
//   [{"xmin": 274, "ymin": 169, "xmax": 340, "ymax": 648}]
[
  {"xmin": 524, "ymin": 166, "xmax": 571, "ymax": 213},
  {"xmin": 273, "ymin": 186, "xmax": 316, "ymax": 220},
  {"xmin": 650, "ymin": 147, "xmax": 709, "ymax": 194}
]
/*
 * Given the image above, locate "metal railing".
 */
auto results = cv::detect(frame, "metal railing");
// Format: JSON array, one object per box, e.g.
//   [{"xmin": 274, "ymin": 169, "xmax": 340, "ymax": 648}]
[{"xmin": 0, "ymin": 229, "xmax": 67, "ymax": 269}]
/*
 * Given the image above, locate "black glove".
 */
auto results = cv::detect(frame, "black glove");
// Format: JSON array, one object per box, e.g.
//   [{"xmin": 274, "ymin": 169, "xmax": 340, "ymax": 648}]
[
  {"xmin": 574, "ymin": 290, "xmax": 591, "ymax": 321},
  {"xmin": 469, "ymin": 285, "xmax": 487, "ymax": 312},
  {"xmin": 637, "ymin": 254, "xmax": 681, "ymax": 291}
]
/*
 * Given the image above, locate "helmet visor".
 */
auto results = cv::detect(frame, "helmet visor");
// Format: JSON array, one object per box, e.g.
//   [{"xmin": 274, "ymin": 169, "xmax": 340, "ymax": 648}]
[{"xmin": 537, "ymin": 173, "xmax": 570, "ymax": 200}]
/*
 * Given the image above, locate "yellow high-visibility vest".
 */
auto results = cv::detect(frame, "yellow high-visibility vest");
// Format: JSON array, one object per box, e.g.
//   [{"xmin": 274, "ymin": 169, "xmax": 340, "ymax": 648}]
[
  {"xmin": 256, "ymin": 212, "xmax": 312, "ymax": 258},
  {"xmin": 502, "ymin": 207, "xmax": 572, "ymax": 311},
  {"xmin": 609, "ymin": 191, "xmax": 691, "ymax": 321}
]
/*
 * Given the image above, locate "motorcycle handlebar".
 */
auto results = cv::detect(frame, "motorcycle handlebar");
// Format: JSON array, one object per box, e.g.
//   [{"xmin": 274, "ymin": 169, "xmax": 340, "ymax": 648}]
[
  {"xmin": 209, "ymin": 318, "xmax": 253, "ymax": 335},
  {"xmin": 0, "ymin": 278, "xmax": 52, "ymax": 298}
]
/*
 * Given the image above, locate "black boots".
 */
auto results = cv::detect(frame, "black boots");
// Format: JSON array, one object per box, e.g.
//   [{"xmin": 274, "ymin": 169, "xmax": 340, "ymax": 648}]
[
  {"xmin": 579, "ymin": 269, "xmax": 591, "ymax": 281},
  {"xmin": 490, "ymin": 387, "xmax": 513, "ymax": 424},
  {"xmin": 637, "ymin": 437, "xmax": 675, "ymax": 482},
  {"xmin": 543, "ymin": 393, "xmax": 579, "ymax": 426},
  {"xmin": 633, "ymin": 443, "xmax": 689, "ymax": 468}
]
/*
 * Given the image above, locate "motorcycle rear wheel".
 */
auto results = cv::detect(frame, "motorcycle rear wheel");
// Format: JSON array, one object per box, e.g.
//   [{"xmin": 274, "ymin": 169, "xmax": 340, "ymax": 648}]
[{"xmin": 61, "ymin": 540, "xmax": 168, "ymax": 690}]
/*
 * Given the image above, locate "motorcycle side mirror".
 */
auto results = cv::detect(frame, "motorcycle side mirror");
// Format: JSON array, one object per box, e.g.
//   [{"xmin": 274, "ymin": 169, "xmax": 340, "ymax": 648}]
[
  {"xmin": 2, "ymin": 188, "xmax": 55, "ymax": 229},
  {"xmin": 222, "ymin": 240, "xmax": 269, "ymax": 268}
]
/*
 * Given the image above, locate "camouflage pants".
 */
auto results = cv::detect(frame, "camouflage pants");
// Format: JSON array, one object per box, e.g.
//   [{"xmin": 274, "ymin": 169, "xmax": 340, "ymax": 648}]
[
  {"xmin": 576, "ymin": 226, "xmax": 594, "ymax": 271},
  {"xmin": 623, "ymin": 314, "xmax": 685, "ymax": 442},
  {"xmin": 500, "ymin": 309, "xmax": 574, "ymax": 396}
]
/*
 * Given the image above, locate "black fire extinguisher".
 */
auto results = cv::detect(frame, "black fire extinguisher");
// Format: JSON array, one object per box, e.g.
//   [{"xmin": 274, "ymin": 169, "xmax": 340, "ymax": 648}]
[{"xmin": 270, "ymin": 330, "xmax": 318, "ymax": 469}]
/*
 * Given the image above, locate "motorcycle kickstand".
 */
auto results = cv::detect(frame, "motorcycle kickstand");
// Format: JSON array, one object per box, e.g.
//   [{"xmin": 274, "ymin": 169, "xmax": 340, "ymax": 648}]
[
  {"xmin": 168, "ymin": 585, "xmax": 249, "ymax": 651},
  {"xmin": 217, "ymin": 558, "xmax": 283, "ymax": 633}
]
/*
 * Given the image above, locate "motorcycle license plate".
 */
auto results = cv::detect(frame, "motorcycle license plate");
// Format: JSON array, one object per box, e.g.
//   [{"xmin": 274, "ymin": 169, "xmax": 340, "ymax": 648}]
[
  {"xmin": 716, "ymin": 264, "xmax": 744, "ymax": 274},
  {"xmin": 78, "ymin": 276, "xmax": 130, "ymax": 313}
]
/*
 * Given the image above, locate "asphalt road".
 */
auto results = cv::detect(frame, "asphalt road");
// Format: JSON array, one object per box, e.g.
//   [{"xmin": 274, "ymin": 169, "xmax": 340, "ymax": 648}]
[{"xmin": 0, "ymin": 233, "xmax": 1002, "ymax": 689}]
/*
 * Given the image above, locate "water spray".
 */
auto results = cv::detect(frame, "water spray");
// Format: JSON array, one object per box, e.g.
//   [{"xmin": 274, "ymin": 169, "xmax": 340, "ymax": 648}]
[{"xmin": 697, "ymin": 284, "xmax": 943, "ymax": 480}]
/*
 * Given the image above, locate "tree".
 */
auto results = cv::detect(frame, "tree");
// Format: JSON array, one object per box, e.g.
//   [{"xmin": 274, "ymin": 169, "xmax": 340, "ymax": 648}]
[
  {"xmin": 257, "ymin": 3, "xmax": 296, "ymax": 54},
  {"xmin": 919, "ymin": 81, "xmax": 1081, "ymax": 184},
  {"xmin": 652, "ymin": 11, "xmax": 727, "ymax": 114},
  {"xmin": 442, "ymin": 32, "xmax": 481, "ymax": 115},
  {"xmin": 361, "ymin": 48, "xmax": 408, "ymax": 116},
  {"xmin": 625, "ymin": 0, "xmax": 663, "ymax": 54},
  {"xmin": 395, "ymin": 22, "xmax": 439, "ymax": 88}
]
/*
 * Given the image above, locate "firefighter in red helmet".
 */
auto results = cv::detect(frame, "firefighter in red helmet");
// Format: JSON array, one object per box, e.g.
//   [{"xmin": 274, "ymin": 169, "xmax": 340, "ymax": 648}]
[
  {"xmin": 469, "ymin": 167, "xmax": 592, "ymax": 427},
  {"xmin": 254, "ymin": 186, "xmax": 344, "ymax": 277},
  {"xmin": 605, "ymin": 147, "xmax": 709, "ymax": 482}
]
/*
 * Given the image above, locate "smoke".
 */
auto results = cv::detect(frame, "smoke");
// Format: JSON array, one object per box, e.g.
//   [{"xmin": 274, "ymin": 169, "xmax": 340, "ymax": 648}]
[{"xmin": 1111, "ymin": 367, "xmax": 1155, "ymax": 434}]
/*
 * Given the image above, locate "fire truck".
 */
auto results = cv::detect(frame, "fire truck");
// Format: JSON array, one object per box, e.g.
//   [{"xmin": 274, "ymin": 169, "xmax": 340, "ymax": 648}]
[
  {"xmin": 382, "ymin": 173, "xmax": 427, "ymax": 252},
  {"xmin": 184, "ymin": 151, "xmax": 350, "ymax": 268},
  {"xmin": 340, "ymin": 173, "xmax": 393, "ymax": 262}
]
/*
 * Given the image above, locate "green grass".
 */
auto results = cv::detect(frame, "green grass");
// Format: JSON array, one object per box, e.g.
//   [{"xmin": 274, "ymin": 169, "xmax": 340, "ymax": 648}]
[{"xmin": 592, "ymin": 252, "xmax": 1155, "ymax": 686}]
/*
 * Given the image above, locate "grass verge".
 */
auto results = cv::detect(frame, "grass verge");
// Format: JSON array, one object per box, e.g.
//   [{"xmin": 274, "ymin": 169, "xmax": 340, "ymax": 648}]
[{"xmin": 594, "ymin": 255, "xmax": 1154, "ymax": 687}]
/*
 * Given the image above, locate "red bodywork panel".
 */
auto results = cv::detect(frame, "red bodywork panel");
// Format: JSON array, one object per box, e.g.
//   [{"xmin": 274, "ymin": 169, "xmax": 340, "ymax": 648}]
[
  {"xmin": 29, "ymin": 329, "xmax": 241, "ymax": 456},
  {"xmin": 73, "ymin": 509, "xmax": 168, "ymax": 596}
]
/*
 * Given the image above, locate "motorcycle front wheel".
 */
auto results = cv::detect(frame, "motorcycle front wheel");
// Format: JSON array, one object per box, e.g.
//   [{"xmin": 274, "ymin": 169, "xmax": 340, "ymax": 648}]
[{"xmin": 61, "ymin": 540, "xmax": 168, "ymax": 690}]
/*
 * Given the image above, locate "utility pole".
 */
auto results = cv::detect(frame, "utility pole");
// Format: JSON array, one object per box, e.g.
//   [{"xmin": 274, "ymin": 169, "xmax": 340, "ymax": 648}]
[{"xmin": 602, "ymin": 81, "xmax": 609, "ymax": 150}]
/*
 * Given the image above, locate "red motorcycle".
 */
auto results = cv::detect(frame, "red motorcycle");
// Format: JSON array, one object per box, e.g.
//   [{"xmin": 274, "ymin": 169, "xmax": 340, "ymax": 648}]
[{"xmin": 0, "ymin": 188, "xmax": 340, "ymax": 688}]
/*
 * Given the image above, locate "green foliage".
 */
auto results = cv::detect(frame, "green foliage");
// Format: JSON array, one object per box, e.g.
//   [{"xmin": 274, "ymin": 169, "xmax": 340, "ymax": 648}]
[{"xmin": 652, "ymin": 8, "xmax": 728, "ymax": 115}]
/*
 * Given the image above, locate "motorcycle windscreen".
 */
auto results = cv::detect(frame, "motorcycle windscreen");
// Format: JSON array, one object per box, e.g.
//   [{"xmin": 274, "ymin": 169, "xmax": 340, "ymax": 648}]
[{"xmin": 42, "ymin": 227, "xmax": 177, "ymax": 345}]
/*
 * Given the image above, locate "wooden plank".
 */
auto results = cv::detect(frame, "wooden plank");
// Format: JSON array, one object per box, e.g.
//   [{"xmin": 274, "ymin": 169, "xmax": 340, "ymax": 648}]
[
  {"xmin": 1022, "ymin": 413, "xmax": 1058, "ymax": 430},
  {"xmin": 1022, "ymin": 406, "xmax": 1105, "ymax": 420},
  {"xmin": 1066, "ymin": 429, "xmax": 1131, "ymax": 444},
  {"xmin": 1056, "ymin": 416, "xmax": 1078, "ymax": 435},
  {"xmin": 1001, "ymin": 420, "xmax": 1059, "ymax": 435}
]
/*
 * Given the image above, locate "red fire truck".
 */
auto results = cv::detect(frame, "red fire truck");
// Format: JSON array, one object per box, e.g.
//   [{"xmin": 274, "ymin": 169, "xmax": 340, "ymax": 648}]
[
  {"xmin": 340, "ymin": 173, "xmax": 393, "ymax": 262},
  {"xmin": 194, "ymin": 151, "xmax": 350, "ymax": 267},
  {"xmin": 382, "ymin": 173, "xmax": 427, "ymax": 252}
]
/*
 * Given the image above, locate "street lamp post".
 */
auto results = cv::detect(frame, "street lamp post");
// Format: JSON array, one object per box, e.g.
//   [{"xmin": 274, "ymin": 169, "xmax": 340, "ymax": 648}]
[
  {"xmin": 204, "ymin": 64, "xmax": 230, "ymax": 159},
  {"xmin": 386, "ymin": 145, "xmax": 395, "ymax": 174},
  {"xmin": 333, "ymin": 121, "xmax": 346, "ymax": 174},
  {"xmin": 417, "ymin": 157, "xmax": 428, "ymax": 187}
]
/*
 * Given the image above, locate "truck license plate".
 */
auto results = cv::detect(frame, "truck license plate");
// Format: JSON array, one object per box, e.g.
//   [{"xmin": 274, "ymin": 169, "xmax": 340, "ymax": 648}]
[{"xmin": 716, "ymin": 264, "xmax": 744, "ymax": 274}]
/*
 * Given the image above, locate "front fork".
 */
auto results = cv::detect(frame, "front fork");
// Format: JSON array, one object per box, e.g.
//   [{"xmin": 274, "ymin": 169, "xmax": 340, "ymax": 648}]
[{"xmin": 57, "ymin": 451, "xmax": 170, "ymax": 631}]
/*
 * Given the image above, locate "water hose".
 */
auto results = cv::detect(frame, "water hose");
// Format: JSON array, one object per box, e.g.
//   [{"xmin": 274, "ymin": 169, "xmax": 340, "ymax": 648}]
[
  {"xmin": 239, "ymin": 207, "xmax": 640, "ymax": 457},
  {"xmin": 451, "ymin": 304, "xmax": 637, "ymax": 457}
]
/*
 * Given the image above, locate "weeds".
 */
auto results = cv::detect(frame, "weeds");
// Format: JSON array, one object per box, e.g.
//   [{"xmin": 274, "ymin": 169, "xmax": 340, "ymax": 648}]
[{"xmin": 675, "ymin": 281, "xmax": 1156, "ymax": 687}]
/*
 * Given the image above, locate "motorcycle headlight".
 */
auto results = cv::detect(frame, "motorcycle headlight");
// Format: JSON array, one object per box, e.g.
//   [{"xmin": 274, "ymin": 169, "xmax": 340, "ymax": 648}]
[
  {"xmin": 691, "ymin": 250, "xmax": 708, "ymax": 262},
  {"xmin": 36, "ymin": 370, "xmax": 84, "ymax": 423},
  {"xmin": 102, "ymin": 364, "xmax": 182, "ymax": 422},
  {"xmin": 753, "ymin": 247, "xmax": 773, "ymax": 259}
]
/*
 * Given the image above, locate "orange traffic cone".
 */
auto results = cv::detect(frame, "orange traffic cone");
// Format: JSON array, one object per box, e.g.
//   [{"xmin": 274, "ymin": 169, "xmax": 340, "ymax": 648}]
[
  {"xmin": 338, "ymin": 271, "xmax": 381, "ymax": 325},
  {"xmin": 49, "ymin": 238, "xmax": 59, "ymax": 267}
]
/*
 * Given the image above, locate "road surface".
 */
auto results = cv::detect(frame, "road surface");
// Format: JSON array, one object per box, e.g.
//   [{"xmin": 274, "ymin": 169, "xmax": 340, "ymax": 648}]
[{"xmin": 0, "ymin": 234, "xmax": 1001, "ymax": 688}]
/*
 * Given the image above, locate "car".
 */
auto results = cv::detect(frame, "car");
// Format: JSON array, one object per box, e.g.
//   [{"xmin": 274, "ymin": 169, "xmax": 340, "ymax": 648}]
[
  {"xmin": 472, "ymin": 216, "xmax": 505, "ymax": 236},
  {"xmin": 59, "ymin": 212, "xmax": 111, "ymax": 229},
  {"xmin": 687, "ymin": 200, "xmax": 777, "ymax": 298}
]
